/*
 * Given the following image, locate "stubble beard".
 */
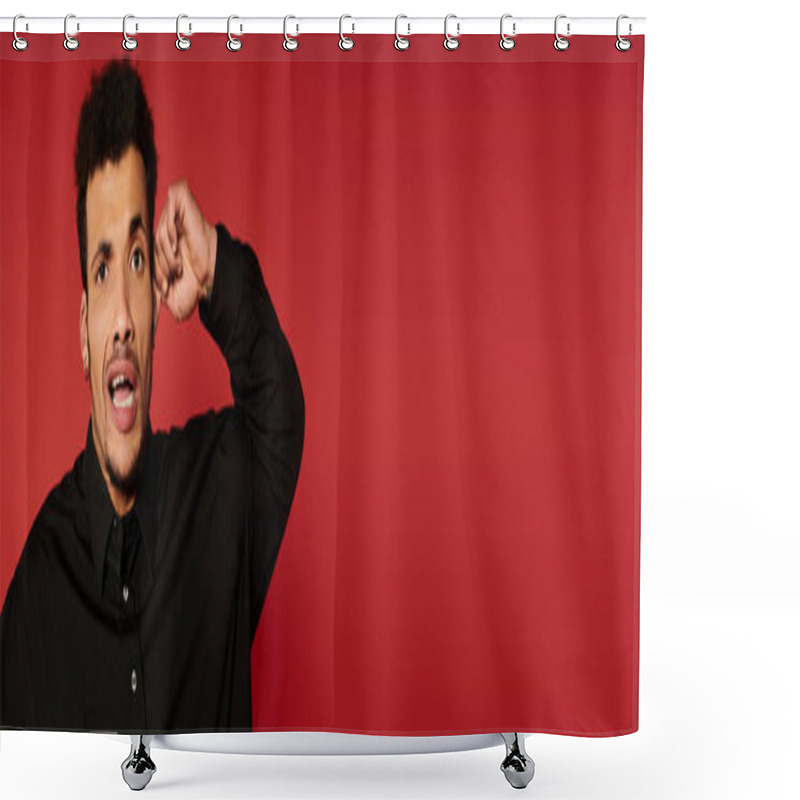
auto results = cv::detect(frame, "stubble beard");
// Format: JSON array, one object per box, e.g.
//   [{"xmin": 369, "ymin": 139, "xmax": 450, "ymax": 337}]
[
  {"xmin": 105, "ymin": 436, "xmax": 145, "ymax": 496},
  {"xmin": 88, "ymin": 338, "xmax": 151, "ymax": 499}
]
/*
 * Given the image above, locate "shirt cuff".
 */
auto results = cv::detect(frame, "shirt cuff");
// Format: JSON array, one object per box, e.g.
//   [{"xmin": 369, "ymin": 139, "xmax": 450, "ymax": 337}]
[{"xmin": 198, "ymin": 222, "xmax": 245, "ymax": 357}]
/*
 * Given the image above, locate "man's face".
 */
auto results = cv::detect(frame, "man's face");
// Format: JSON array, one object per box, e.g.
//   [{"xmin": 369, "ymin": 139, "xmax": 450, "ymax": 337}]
[{"xmin": 80, "ymin": 144, "xmax": 159, "ymax": 499}]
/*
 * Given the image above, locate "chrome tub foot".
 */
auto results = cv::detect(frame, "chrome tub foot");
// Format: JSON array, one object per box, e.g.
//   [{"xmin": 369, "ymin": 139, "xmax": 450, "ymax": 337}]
[
  {"xmin": 121, "ymin": 734, "xmax": 156, "ymax": 790},
  {"xmin": 500, "ymin": 733, "xmax": 535, "ymax": 789}
]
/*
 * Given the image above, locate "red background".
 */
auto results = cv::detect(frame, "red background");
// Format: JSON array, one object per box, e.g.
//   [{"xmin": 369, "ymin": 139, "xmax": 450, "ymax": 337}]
[{"xmin": 1, "ymin": 33, "xmax": 642, "ymax": 735}]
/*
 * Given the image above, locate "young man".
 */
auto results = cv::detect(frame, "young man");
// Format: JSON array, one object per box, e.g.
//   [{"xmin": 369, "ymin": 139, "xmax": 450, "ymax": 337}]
[{"xmin": 0, "ymin": 60, "xmax": 305, "ymax": 732}]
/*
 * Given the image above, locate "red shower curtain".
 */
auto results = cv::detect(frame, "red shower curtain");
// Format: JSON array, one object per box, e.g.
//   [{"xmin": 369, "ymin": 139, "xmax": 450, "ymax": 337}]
[{"xmin": 0, "ymin": 32, "xmax": 643, "ymax": 736}]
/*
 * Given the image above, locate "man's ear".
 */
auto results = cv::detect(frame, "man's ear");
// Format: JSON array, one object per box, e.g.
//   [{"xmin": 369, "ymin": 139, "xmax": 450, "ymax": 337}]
[{"xmin": 80, "ymin": 290, "xmax": 89, "ymax": 379}]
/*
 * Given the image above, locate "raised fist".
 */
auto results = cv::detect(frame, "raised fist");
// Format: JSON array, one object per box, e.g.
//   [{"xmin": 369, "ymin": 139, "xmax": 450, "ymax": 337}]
[{"xmin": 153, "ymin": 180, "xmax": 217, "ymax": 322}]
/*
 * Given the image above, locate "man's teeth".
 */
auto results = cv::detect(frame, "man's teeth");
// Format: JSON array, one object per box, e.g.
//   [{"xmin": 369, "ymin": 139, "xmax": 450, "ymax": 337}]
[{"xmin": 110, "ymin": 373, "xmax": 134, "ymax": 409}]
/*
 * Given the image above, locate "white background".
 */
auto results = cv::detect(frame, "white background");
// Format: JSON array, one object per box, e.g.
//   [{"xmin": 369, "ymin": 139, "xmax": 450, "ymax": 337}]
[{"xmin": 2, "ymin": 1, "xmax": 799, "ymax": 798}]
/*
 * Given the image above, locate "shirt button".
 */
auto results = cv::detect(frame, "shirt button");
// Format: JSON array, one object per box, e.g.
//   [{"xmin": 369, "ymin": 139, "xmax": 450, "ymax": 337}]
[
  {"xmin": 122, "ymin": 585, "xmax": 129, "ymax": 603},
  {"xmin": 131, "ymin": 667, "xmax": 138, "ymax": 695}
]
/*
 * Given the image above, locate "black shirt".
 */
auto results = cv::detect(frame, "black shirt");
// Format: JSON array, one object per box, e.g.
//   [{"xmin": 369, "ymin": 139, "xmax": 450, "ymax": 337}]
[{"xmin": 0, "ymin": 223, "xmax": 305, "ymax": 733}]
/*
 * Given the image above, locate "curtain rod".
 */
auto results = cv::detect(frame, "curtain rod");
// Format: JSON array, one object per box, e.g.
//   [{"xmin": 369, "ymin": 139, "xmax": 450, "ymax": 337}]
[{"xmin": 1, "ymin": 16, "xmax": 646, "ymax": 37}]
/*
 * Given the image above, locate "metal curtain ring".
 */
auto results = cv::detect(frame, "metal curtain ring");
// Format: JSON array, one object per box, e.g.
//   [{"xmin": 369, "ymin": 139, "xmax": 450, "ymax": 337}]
[
  {"xmin": 616, "ymin": 14, "xmax": 632, "ymax": 51},
  {"xmin": 444, "ymin": 13, "xmax": 460, "ymax": 51},
  {"xmin": 554, "ymin": 14, "xmax": 570, "ymax": 51},
  {"xmin": 12, "ymin": 14, "xmax": 29, "ymax": 51},
  {"xmin": 499, "ymin": 14, "xmax": 516, "ymax": 50},
  {"xmin": 283, "ymin": 15, "xmax": 298, "ymax": 51},
  {"xmin": 176, "ymin": 14, "xmax": 191, "ymax": 50},
  {"xmin": 339, "ymin": 14, "xmax": 354, "ymax": 50},
  {"xmin": 227, "ymin": 15, "xmax": 242, "ymax": 51},
  {"xmin": 64, "ymin": 13, "xmax": 79, "ymax": 51},
  {"xmin": 394, "ymin": 15, "xmax": 410, "ymax": 50},
  {"xmin": 122, "ymin": 14, "xmax": 138, "ymax": 51}
]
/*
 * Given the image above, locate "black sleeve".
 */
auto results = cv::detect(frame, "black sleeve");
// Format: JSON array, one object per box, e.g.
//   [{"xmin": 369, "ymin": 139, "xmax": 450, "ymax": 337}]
[
  {"xmin": 0, "ymin": 543, "xmax": 45, "ymax": 727},
  {"xmin": 199, "ymin": 223, "xmax": 305, "ymax": 638}
]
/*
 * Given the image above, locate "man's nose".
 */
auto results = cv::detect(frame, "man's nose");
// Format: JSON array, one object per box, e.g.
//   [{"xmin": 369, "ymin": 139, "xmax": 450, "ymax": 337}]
[{"xmin": 112, "ymin": 267, "xmax": 134, "ymax": 345}]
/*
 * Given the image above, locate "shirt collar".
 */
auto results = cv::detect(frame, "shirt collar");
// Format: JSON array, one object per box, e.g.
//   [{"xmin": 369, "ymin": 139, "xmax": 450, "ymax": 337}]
[{"xmin": 83, "ymin": 418, "xmax": 159, "ymax": 599}]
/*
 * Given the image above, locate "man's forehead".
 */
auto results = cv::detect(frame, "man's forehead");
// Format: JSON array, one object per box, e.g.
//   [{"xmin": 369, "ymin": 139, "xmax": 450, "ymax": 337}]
[{"xmin": 86, "ymin": 147, "xmax": 149, "ymax": 248}]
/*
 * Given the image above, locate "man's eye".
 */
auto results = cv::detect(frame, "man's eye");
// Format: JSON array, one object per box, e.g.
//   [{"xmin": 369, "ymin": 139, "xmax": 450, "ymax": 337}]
[
  {"xmin": 96, "ymin": 262, "xmax": 107, "ymax": 284},
  {"xmin": 132, "ymin": 248, "xmax": 144, "ymax": 272}
]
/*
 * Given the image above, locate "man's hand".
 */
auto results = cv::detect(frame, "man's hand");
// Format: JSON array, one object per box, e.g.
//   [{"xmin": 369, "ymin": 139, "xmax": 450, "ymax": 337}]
[{"xmin": 153, "ymin": 180, "xmax": 217, "ymax": 322}]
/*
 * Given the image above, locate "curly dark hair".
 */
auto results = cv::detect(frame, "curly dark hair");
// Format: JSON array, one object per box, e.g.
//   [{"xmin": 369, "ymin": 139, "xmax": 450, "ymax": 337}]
[{"xmin": 74, "ymin": 60, "xmax": 157, "ymax": 291}]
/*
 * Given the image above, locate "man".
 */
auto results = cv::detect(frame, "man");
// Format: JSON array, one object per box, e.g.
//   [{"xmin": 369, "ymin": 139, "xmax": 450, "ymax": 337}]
[{"xmin": 0, "ymin": 61, "xmax": 305, "ymax": 732}]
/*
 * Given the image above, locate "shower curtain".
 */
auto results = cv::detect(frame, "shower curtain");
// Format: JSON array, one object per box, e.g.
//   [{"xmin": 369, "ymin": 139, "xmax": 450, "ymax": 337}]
[{"xmin": 0, "ymin": 30, "xmax": 643, "ymax": 736}]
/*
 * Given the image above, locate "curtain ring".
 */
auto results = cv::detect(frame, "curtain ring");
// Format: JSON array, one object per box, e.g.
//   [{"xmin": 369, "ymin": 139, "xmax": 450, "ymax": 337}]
[
  {"xmin": 339, "ymin": 14, "xmax": 354, "ymax": 51},
  {"xmin": 176, "ymin": 14, "xmax": 191, "ymax": 50},
  {"xmin": 283, "ymin": 15, "xmax": 299, "ymax": 51},
  {"xmin": 394, "ymin": 15, "xmax": 410, "ymax": 51},
  {"xmin": 553, "ymin": 14, "xmax": 570, "ymax": 51},
  {"xmin": 443, "ymin": 14, "xmax": 460, "ymax": 51},
  {"xmin": 12, "ymin": 14, "xmax": 29, "ymax": 51},
  {"xmin": 64, "ymin": 13, "xmax": 79, "ymax": 51},
  {"xmin": 122, "ymin": 14, "xmax": 138, "ymax": 51},
  {"xmin": 499, "ymin": 14, "xmax": 516, "ymax": 50},
  {"xmin": 616, "ymin": 15, "xmax": 632, "ymax": 51},
  {"xmin": 227, "ymin": 15, "xmax": 242, "ymax": 51}
]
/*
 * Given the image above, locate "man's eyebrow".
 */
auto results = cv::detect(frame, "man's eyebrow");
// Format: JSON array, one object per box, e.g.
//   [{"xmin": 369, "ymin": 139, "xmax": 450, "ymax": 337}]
[
  {"xmin": 129, "ymin": 214, "xmax": 146, "ymax": 241},
  {"xmin": 91, "ymin": 214, "xmax": 147, "ymax": 266},
  {"xmin": 93, "ymin": 240, "xmax": 112, "ymax": 265}
]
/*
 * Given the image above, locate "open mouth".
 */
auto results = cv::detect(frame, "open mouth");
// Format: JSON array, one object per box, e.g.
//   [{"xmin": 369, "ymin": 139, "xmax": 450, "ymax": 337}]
[
  {"xmin": 109, "ymin": 373, "xmax": 135, "ymax": 408},
  {"xmin": 106, "ymin": 360, "xmax": 138, "ymax": 433}
]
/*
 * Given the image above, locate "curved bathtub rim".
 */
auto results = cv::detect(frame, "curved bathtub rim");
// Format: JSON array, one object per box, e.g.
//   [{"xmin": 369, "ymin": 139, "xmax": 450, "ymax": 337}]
[{"xmin": 102, "ymin": 731, "xmax": 530, "ymax": 756}]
